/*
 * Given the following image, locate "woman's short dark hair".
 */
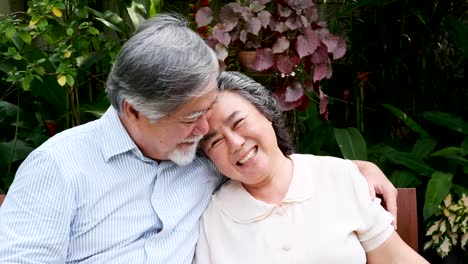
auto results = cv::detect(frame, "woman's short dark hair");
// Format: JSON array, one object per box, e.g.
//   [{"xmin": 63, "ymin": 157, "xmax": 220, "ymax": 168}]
[{"xmin": 217, "ymin": 71, "xmax": 295, "ymax": 155}]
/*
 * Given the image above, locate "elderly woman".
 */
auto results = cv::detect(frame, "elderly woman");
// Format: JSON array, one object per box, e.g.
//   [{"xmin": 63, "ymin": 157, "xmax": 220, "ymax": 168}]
[{"xmin": 194, "ymin": 72, "xmax": 428, "ymax": 264}]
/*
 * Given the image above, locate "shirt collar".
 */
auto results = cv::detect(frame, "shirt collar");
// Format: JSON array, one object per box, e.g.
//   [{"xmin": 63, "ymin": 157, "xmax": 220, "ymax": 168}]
[
  {"xmin": 100, "ymin": 106, "xmax": 139, "ymax": 161},
  {"xmin": 215, "ymin": 154, "xmax": 314, "ymax": 223}
]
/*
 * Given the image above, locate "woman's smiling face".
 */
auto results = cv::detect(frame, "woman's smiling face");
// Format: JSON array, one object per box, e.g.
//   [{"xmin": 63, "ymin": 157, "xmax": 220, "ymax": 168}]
[{"xmin": 201, "ymin": 91, "xmax": 284, "ymax": 186}]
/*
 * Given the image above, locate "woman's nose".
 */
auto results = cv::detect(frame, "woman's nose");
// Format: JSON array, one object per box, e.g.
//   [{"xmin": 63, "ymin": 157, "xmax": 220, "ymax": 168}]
[{"xmin": 226, "ymin": 132, "xmax": 245, "ymax": 153}]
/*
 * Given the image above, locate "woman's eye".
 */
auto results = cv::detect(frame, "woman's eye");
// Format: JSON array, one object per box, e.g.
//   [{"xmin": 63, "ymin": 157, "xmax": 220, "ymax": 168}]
[
  {"xmin": 211, "ymin": 138, "xmax": 223, "ymax": 148},
  {"xmin": 233, "ymin": 118, "xmax": 245, "ymax": 128}
]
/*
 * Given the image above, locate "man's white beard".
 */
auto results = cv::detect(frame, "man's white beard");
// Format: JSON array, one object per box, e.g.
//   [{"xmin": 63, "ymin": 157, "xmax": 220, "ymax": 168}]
[{"xmin": 168, "ymin": 136, "xmax": 202, "ymax": 166}]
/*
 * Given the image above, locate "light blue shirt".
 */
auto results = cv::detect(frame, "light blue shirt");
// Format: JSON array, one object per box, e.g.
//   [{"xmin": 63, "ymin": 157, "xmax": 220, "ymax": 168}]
[{"xmin": 0, "ymin": 107, "xmax": 222, "ymax": 263}]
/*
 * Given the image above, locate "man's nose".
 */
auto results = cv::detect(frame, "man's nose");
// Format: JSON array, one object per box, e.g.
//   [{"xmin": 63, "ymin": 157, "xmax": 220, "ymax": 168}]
[{"xmin": 192, "ymin": 114, "xmax": 210, "ymax": 136}]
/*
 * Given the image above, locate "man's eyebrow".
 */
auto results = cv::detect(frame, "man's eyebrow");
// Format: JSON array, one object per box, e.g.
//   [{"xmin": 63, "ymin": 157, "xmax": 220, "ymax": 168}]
[
  {"xmin": 182, "ymin": 95, "xmax": 219, "ymax": 120},
  {"xmin": 182, "ymin": 110, "xmax": 205, "ymax": 120},
  {"xmin": 202, "ymin": 110, "xmax": 240, "ymax": 143}
]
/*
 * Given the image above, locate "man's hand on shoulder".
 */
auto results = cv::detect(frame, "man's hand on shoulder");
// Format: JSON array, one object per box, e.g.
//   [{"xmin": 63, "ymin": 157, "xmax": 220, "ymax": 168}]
[{"xmin": 353, "ymin": 160, "xmax": 398, "ymax": 229}]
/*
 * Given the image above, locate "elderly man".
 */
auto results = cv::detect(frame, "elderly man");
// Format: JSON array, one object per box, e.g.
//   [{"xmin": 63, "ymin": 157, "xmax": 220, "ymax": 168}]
[{"xmin": 0, "ymin": 14, "xmax": 397, "ymax": 263}]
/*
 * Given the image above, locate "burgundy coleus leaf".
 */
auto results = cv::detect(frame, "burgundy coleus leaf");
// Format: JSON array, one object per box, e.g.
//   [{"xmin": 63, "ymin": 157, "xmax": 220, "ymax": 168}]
[
  {"xmin": 240, "ymin": 8, "xmax": 254, "ymax": 21},
  {"xmin": 219, "ymin": 5, "xmax": 239, "ymax": 32},
  {"xmin": 258, "ymin": 10, "xmax": 271, "ymax": 28},
  {"xmin": 228, "ymin": 2, "xmax": 245, "ymax": 13},
  {"xmin": 240, "ymin": 29, "xmax": 248, "ymax": 43},
  {"xmin": 319, "ymin": 89, "xmax": 329, "ymax": 120},
  {"xmin": 295, "ymin": 95, "xmax": 310, "ymax": 111},
  {"xmin": 195, "ymin": 7, "xmax": 213, "ymax": 27},
  {"xmin": 285, "ymin": 17, "xmax": 302, "ymax": 30},
  {"xmin": 320, "ymin": 29, "xmax": 338, "ymax": 52},
  {"xmin": 286, "ymin": 0, "xmax": 314, "ymax": 12},
  {"xmin": 285, "ymin": 82, "xmax": 304, "ymax": 102},
  {"xmin": 302, "ymin": 5, "xmax": 319, "ymax": 22},
  {"xmin": 274, "ymin": 22, "xmax": 289, "ymax": 33},
  {"xmin": 246, "ymin": 16, "xmax": 262, "ymax": 36},
  {"xmin": 273, "ymin": 88, "xmax": 303, "ymax": 111},
  {"xmin": 300, "ymin": 15, "xmax": 309, "ymax": 28},
  {"xmin": 205, "ymin": 36, "xmax": 217, "ymax": 50},
  {"xmin": 278, "ymin": 5, "xmax": 292, "ymax": 17},
  {"xmin": 272, "ymin": 36, "xmax": 290, "ymax": 53},
  {"xmin": 276, "ymin": 54, "xmax": 300, "ymax": 74},
  {"xmin": 212, "ymin": 24, "xmax": 231, "ymax": 46},
  {"xmin": 253, "ymin": 48, "xmax": 274, "ymax": 71},
  {"xmin": 313, "ymin": 62, "xmax": 332, "ymax": 82},
  {"xmin": 302, "ymin": 79, "xmax": 314, "ymax": 92},
  {"xmin": 295, "ymin": 27, "xmax": 319, "ymax": 58},
  {"xmin": 333, "ymin": 37, "xmax": 346, "ymax": 60},
  {"xmin": 310, "ymin": 44, "xmax": 328, "ymax": 64},
  {"xmin": 249, "ymin": 1, "xmax": 266, "ymax": 12},
  {"xmin": 215, "ymin": 43, "xmax": 228, "ymax": 61}
]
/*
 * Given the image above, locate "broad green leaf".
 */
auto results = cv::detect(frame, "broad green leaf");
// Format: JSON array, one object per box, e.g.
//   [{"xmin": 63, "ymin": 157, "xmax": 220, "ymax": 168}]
[
  {"xmin": 126, "ymin": 1, "xmax": 147, "ymax": 31},
  {"xmin": 66, "ymin": 28, "xmax": 74, "ymax": 36},
  {"xmin": 384, "ymin": 151, "xmax": 435, "ymax": 177},
  {"xmin": 149, "ymin": 0, "xmax": 163, "ymax": 16},
  {"xmin": 66, "ymin": 74, "xmax": 75, "ymax": 86},
  {"xmin": 78, "ymin": 49, "xmax": 109, "ymax": 69},
  {"xmin": 382, "ymin": 104, "xmax": 431, "ymax": 138},
  {"xmin": 411, "ymin": 138, "xmax": 437, "ymax": 159},
  {"xmin": 445, "ymin": 16, "xmax": 468, "ymax": 59},
  {"xmin": 5, "ymin": 26, "xmax": 16, "ymax": 40},
  {"xmin": 0, "ymin": 140, "xmax": 35, "ymax": 164},
  {"xmin": 0, "ymin": 101, "xmax": 18, "ymax": 124},
  {"xmin": 423, "ymin": 171, "xmax": 453, "ymax": 220},
  {"xmin": 388, "ymin": 170, "xmax": 422, "ymax": 188},
  {"xmin": 34, "ymin": 66, "xmax": 45, "ymax": 76},
  {"xmin": 18, "ymin": 30, "xmax": 31, "ymax": 45},
  {"xmin": 21, "ymin": 72, "xmax": 34, "ymax": 91},
  {"xmin": 422, "ymin": 111, "xmax": 468, "ymax": 135},
  {"xmin": 462, "ymin": 136, "xmax": 468, "ymax": 149},
  {"xmin": 87, "ymin": 27, "xmax": 100, "ymax": 35},
  {"xmin": 452, "ymin": 184, "xmax": 468, "ymax": 198},
  {"xmin": 334, "ymin": 127, "xmax": 367, "ymax": 160},
  {"xmin": 430, "ymin": 147, "xmax": 465, "ymax": 157},
  {"xmin": 89, "ymin": 8, "xmax": 125, "ymax": 33}
]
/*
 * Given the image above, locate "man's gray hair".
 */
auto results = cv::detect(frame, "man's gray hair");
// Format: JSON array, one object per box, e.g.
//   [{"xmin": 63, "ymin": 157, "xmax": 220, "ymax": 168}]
[
  {"xmin": 217, "ymin": 71, "xmax": 295, "ymax": 155},
  {"xmin": 106, "ymin": 13, "xmax": 219, "ymax": 121}
]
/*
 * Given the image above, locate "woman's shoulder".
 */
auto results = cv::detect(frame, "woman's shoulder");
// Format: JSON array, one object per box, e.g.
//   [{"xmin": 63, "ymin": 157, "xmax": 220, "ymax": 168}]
[{"xmin": 290, "ymin": 154, "xmax": 357, "ymax": 175}]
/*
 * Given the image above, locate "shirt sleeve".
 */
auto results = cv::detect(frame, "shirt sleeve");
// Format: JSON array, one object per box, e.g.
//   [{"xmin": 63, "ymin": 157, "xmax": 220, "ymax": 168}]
[
  {"xmin": 0, "ymin": 150, "xmax": 74, "ymax": 263},
  {"xmin": 343, "ymin": 160, "xmax": 395, "ymax": 252}
]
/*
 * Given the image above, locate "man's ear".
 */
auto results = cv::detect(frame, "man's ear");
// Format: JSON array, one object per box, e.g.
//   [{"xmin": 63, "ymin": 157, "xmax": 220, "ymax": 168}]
[{"xmin": 123, "ymin": 101, "xmax": 140, "ymax": 121}]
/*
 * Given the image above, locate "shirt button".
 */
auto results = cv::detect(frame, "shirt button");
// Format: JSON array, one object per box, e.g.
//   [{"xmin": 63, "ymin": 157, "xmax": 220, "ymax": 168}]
[{"xmin": 275, "ymin": 207, "xmax": 285, "ymax": 216}]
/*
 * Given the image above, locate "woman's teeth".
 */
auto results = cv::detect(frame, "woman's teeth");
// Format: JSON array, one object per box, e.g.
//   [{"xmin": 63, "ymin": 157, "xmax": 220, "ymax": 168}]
[{"xmin": 237, "ymin": 147, "xmax": 257, "ymax": 165}]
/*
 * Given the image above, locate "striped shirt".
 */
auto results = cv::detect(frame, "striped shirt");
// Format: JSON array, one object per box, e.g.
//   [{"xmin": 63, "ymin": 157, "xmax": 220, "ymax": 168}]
[{"xmin": 0, "ymin": 107, "xmax": 222, "ymax": 263}]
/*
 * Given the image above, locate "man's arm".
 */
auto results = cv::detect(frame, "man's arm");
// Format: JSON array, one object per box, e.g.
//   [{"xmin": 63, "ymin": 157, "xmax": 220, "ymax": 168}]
[
  {"xmin": 0, "ymin": 151, "xmax": 73, "ymax": 262},
  {"xmin": 353, "ymin": 160, "xmax": 398, "ymax": 229}
]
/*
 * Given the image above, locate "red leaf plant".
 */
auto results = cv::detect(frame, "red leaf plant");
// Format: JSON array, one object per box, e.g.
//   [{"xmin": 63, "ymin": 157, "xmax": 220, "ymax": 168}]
[{"xmin": 195, "ymin": 0, "xmax": 346, "ymax": 113}]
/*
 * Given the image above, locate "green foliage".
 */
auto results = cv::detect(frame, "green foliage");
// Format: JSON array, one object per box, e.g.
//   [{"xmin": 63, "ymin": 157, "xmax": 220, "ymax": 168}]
[
  {"xmin": 334, "ymin": 127, "xmax": 367, "ymax": 160},
  {"xmin": 0, "ymin": 0, "xmax": 163, "ymax": 192}
]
